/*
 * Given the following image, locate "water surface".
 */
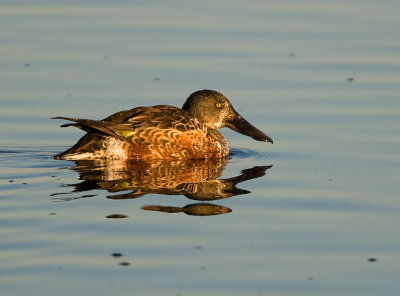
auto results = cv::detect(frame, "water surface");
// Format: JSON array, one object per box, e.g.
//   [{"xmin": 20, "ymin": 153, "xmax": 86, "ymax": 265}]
[{"xmin": 1, "ymin": 1, "xmax": 400, "ymax": 295}]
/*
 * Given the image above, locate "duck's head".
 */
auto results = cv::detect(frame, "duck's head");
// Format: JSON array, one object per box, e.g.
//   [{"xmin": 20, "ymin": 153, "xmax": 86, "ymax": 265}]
[{"xmin": 182, "ymin": 90, "xmax": 273, "ymax": 143}]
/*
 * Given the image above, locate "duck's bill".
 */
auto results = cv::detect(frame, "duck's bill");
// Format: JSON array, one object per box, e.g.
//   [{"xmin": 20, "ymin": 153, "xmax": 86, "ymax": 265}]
[{"xmin": 227, "ymin": 113, "xmax": 273, "ymax": 143}]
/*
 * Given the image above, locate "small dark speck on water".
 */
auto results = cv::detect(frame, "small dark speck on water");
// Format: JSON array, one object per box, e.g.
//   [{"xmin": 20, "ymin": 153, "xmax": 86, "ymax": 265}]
[
  {"xmin": 49, "ymin": 213, "xmax": 57, "ymax": 216},
  {"xmin": 153, "ymin": 77, "xmax": 161, "ymax": 82},
  {"xmin": 106, "ymin": 214, "xmax": 128, "ymax": 219},
  {"xmin": 367, "ymin": 258, "xmax": 377, "ymax": 262},
  {"xmin": 119, "ymin": 262, "xmax": 130, "ymax": 266},
  {"xmin": 24, "ymin": 63, "xmax": 31, "ymax": 67},
  {"xmin": 347, "ymin": 77, "xmax": 354, "ymax": 82},
  {"xmin": 112, "ymin": 253, "xmax": 123, "ymax": 258},
  {"xmin": 194, "ymin": 246, "xmax": 202, "ymax": 250},
  {"xmin": 289, "ymin": 52, "xmax": 295, "ymax": 57},
  {"xmin": 9, "ymin": 180, "xmax": 14, "ymax": 183}
]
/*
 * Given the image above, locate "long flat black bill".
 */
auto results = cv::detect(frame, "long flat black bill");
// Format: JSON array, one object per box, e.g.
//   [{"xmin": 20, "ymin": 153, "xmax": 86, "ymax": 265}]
[{"xmin": 228, "ymin": 114, "xmax": 273, "ymax": 143}]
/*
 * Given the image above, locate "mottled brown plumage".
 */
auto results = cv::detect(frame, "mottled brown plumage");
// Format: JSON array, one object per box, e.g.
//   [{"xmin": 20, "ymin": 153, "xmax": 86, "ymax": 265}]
[{"xmin": 53, "ymin": 90, "xmax": 272, "ymax": 160}]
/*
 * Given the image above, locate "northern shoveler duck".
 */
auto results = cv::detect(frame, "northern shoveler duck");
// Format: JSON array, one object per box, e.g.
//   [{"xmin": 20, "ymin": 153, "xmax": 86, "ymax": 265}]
[{"xmin": 53, "ymin": 90, "xmax": 273, "ymax": 160}]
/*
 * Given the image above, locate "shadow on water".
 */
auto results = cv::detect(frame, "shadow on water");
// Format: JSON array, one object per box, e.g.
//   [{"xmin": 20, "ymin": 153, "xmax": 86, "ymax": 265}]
[{"xmin": 51, "ymin": 151, "xmax": 272, "ymax": 216}]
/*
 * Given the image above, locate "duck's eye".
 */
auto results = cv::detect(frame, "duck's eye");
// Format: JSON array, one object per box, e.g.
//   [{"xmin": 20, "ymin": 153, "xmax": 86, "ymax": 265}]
[{"xmin": 215, "ymin": 103, "xmax": 222, "ymax": 108}]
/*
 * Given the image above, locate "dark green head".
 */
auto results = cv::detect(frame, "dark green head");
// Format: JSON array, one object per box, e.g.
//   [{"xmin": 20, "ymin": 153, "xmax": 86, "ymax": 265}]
[{"xmin": 182, "ymin": 90, "xmax": 273, "ymax": 143}]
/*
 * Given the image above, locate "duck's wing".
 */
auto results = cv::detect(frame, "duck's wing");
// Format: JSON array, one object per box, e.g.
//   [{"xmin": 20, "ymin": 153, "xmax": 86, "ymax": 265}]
[
  {"xmin": 105, "ymin": 105, "xmax": 191, "ymax": 128},
  {"xmin": 52, "ymin": 116, "xmax": 135, "ymax": 140},
  {"xmin": 53, "ymin": 105, "xmax": 196, "ymax": 140},
  {"xmin": 105, "ymin": 105, "xmax": 204, "ymax": 133}
]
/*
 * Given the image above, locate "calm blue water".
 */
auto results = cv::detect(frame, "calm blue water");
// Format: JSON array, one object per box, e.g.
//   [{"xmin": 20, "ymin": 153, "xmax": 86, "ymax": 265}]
[{"xmin": 1, "ymin": 1, "xmax": 400, "ymax": 295}]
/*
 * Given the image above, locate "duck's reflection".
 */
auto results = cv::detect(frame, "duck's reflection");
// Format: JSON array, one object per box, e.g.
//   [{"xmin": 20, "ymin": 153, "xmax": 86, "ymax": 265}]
[{"xmin": 54, "ymin": 158, "xmax": 272, "ymax": 216}]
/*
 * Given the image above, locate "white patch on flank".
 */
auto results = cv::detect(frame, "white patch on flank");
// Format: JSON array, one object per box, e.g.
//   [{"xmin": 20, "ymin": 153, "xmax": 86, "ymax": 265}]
[
  {"xmin": 63, "ymin": 152, "xmax": 95, "ymax": 160},
  {"xmin": 103, "ymin": 138, "xmax": 128, "ymax": 159},
  {"xmin": 63, "ymin": 138, "xmax": 128, "ymax": 160}
]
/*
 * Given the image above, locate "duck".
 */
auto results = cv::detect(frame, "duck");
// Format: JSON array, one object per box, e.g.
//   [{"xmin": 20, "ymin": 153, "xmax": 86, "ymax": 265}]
[{"xmin": 52, "ymin": 89, "xmax": 273, "ymax": 160}]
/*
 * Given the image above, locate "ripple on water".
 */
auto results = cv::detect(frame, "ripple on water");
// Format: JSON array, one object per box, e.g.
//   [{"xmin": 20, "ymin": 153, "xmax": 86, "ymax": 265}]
[{"xmin": 229, "ymin": 147, "xmax": 271, "ymax": 161}]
